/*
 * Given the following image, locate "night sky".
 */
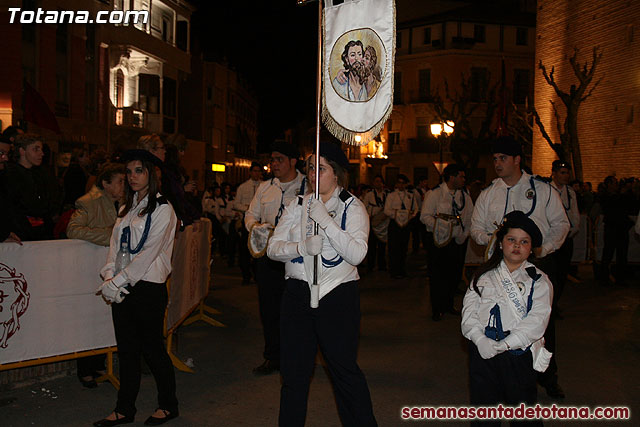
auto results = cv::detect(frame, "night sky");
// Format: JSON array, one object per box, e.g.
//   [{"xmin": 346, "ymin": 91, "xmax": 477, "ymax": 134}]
[{"xmin": 190, "ymin": 0, "xmax": 320, "ymax": 152}]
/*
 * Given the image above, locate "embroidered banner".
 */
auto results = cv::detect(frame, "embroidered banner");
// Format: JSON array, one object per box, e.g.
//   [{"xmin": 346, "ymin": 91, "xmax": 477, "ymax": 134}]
[
  {"xmin": 322, "ymin": 0, "xmax": 395, "ymax": 146},
  {"xmin": 0, "ymin": 240, "xmax": 114, "ymax": 364}
]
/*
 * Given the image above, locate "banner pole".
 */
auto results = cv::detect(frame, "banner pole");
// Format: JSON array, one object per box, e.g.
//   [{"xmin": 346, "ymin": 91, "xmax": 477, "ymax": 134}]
[{"xmin": 311, "ymin": 0, "xmax": 323, "ymax": 309}]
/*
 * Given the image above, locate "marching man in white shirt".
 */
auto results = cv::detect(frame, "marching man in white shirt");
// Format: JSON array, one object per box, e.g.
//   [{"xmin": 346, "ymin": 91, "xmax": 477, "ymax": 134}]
[
  {"xmin": 245, "ymin": 141, "xmax": 306, "ymax": 376},
  {"xmin": 550, "ymin": 160, "xmax": 580, "ymax": 315},
  {"xmin": 470, "ymin": 136, "xmax": 569, "ymax": 399},
  {"xmin": 384, "ymin": 174, "xmax": 418, "ymax": 279},
  {"xmin": 420, "ymin": 164, "xmax": 473, "ymax": 321},
  {"xmin": 362, "ymin": 174, "xmax": 389, "ymax": 273},
  {"xmin": 234, "ymin": 162, "xmax": 263, "ymax": 285}
]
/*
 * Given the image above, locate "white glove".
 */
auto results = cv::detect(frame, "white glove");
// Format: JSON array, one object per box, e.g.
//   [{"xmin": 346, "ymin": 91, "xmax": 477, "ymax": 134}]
[
  {"xmin": 494, "ymin": 340, "xmax": 509, "ymax": 354},
  {"xmin": 297, "ymin": 235, "xmax": 323, "ymax": 256},
  {"xmin": 476, "ymin": 336, "xmax": 499, "ymax": 359},
  {"xmin": 97, "ymin": 280, "xmax": 129, "ymax": 304},
  {"xmin": 308, "ymin": 197, "xmax": 333, "ymax": 229}
]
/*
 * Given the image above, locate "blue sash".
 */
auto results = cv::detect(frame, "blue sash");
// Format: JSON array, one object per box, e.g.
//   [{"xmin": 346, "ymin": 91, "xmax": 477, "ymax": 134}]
[{"xmin": 484, "ymin": 273, "xmax": 537, "ymax": 356}]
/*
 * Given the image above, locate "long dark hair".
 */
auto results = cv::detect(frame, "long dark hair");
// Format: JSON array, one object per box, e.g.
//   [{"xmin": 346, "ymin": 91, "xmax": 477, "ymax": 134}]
[
  {"xmin": 119, "ymin": 158, "xmax": 161, "ymax": 218},
  {"xmin": 470, "ymin": 224, "xmax": 534, "ymax": 296}
]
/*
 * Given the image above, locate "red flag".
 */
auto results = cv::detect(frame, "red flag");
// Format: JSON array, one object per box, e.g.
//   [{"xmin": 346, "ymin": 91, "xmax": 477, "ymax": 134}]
[{"xmin": 23, "ymin": 81, "xmax": 61, "ymax": 134}]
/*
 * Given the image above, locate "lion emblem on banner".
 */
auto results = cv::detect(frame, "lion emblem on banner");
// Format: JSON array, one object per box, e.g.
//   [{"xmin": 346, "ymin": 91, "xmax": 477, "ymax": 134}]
[
  {"xmin": 0, "ymin": 262, "xmax": 30, "ymax": 348},
  {"xmin": 329, "ymin": 28, "xmax": 386, "ymax": 102}
]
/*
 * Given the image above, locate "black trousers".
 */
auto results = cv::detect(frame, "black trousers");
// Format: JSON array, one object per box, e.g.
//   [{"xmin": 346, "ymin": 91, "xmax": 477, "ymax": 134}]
[
  {"xmin": 111, "ymin": 281, "xmax": 177, "ymax": 417},
  {"xmin": 366, "ymin": 232, "xmax": 387, "ymax": 272},
  {"xmin": 531, "ymin": 255, "xmax": 559, "ymax": 389},
  {"xmin": 410, "ymin": 216, "xmax": 425, "ymax": 252},
  {"xmin": 552, "ymin": 237, "xmax": 573, "ymax": 306},
  {"xmin": 469, "ymin": 342, "xmax": 541, "ymax": 427},
  {"xmin": 388, "ymin": 221, "xmax": 410, "ymax": 276},
  {"xmin": 227, "ymin": 220, "xmax": 239, "ymax": 266},
  {"xmin": 255, "ymin": 256, "xmax": 286, "ymax": 362},
  {"xmin": 279, "ymin": 279, "xmax": 377, "ymax": 427},
  {"xmin": 601, "ymin": 224, "xmax": 630, "ymax": 281},
  {"xmin": 430, "ymin": 239, "xmax": 465, "ymax": 315},
  {"xmin": 238, "ymin": 222, "xmax": 254, "ymax": 281}
]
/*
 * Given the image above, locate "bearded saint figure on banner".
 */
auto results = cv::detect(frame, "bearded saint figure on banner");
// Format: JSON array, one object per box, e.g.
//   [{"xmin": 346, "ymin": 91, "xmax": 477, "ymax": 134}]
[{"xmin": 332, "ymin": 39, "xmax": 382, "ymax": 102}]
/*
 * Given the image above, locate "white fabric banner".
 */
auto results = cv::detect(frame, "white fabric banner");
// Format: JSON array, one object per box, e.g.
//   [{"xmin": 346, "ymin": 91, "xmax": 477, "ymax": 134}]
[
  {"xmin": 323, "ymin": 0, "xmax": 395, "ymax": 145},
  {"xmin": 0, "ymin": 240, "xmax": 114, "ymax": 365},
  {"xmin": 166, "ymin": 219, "xmax": 212, "ymax": 332}
]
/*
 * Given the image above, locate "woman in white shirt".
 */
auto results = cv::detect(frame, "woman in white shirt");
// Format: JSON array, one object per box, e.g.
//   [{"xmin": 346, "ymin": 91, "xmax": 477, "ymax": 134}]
[
  {"xmin": 461, "ymin": 210, "xmax": 552, "ymax": 421},
  {"xmin": 268, "ymin": 142, "xmax": 377, "ymax": 426},
  {"xmin": 95, "ymin": 150, "xmax": 179, "ymax": 427}
]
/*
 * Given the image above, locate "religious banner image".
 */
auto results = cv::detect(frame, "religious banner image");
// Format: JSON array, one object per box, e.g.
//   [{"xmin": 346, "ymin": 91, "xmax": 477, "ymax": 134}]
[
  {"xmin": 329, "ymin": 29, "xmax": 385, "ymax": 103},
  {"xmin": 323, "ymin": 0, "xmax": 395, "ymax": 146}
]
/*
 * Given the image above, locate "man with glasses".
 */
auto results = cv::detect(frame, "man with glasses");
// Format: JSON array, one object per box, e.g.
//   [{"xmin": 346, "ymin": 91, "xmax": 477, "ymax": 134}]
[{"xmin": 245, "ymin": 141, "xmax": 305, "ymax": 375}]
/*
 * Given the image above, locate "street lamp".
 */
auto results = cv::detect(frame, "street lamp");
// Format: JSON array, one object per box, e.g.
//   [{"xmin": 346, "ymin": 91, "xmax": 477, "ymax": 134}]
[{"xmin": 430, "ymin": 119, "xmax": 455, "ymax": 177}]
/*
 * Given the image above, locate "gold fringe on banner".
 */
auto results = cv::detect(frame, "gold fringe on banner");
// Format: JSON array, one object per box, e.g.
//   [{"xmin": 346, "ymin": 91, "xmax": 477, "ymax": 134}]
[{"xmin": 321, "ymin": 0, "xmax": 396, "ymax": 147}]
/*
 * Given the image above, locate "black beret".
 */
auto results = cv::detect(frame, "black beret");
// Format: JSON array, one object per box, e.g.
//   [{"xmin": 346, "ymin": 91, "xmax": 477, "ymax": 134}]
[
  {"xmin": 319, "ymin": 141, "xmax": 349, "ymax": 170},
  {"xmin": 502, "ymin": 210, "xmax": 543, "ymax": 248},
  {"xmin": 551, "ymin": 160, "xmax": 571, "ymax": 171},
  {"xmin": 121, "ymin": 149, "xmax": 164, "ymax": 167},
  {"xmin": 491, "ymin": 136, "xmax": 522, "ymax": 157},
  {"xmin": 271, "ymin": 140, "xmax": 300, "ymax": 159}
]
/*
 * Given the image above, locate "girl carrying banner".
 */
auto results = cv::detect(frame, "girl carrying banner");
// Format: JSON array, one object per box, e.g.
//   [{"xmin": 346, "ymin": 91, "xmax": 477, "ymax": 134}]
[
  {"xmin": 267, "ymin": 142, "xmax": 377, "ymax": 426},
  {"xmin": 95, "ymin": 149, "xmax": 179, "ymax": 427},
  {"xmin": 461, "ymin": 210, "xmax": 552, "ymax": 425}
]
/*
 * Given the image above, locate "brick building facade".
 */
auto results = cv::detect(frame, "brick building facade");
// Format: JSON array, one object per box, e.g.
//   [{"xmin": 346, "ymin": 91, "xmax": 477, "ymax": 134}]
[{"xmin": 533, "ymin": 0, "xmax": 640, "ymax": 184}]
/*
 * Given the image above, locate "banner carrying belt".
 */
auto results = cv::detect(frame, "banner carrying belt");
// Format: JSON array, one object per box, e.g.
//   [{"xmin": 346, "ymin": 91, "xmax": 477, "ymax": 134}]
[{"xmin": 322, "ymin": 0, "xmax": 395, "ymax": 146}]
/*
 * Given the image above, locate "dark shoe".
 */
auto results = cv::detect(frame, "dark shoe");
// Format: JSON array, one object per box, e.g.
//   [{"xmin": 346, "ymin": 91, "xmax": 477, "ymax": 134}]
[
  {"xmin": 252, "ymin": 359, "xmax": 279, "ymax": 376},
  {"xmin": 144, "ymin": 409, "xmax": 179, "ymax": 426},
  {"xmin": 544, "ymin": 383, "xmax": 566, "ymax": 399},
  {"xmin": 432, "ymin": 312, "xmax": 443, "ymax": 322},
  {"xmin": 93, "ymin": 412, "xmax": 134, "ymax": 427},
  {"xmin": 80, "ymin": 376, "xmax": 98, "ymax": 389}
]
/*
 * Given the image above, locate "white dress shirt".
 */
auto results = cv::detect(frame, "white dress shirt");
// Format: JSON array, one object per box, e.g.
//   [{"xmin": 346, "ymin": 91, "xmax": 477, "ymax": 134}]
[
  {"xmin": 420, "ymin": 182, "xmax": 473, "ymax": 244},
  {"xmin": 101, "ymin": 192, "xmax": 177, "ymax": 287},
  {"xmin": 234, "ymin": 178, "xmax": 262, "ymax": 214},
  {"xmin": 245, "ymin": 171, "xmax": 306, "ymax": 231},
  {"xmin": 267, "ymin": 187, "xmax": 369, "ymax": 300},
  {"xmin": 202, "ymin": 191, "xmax": 216, "ymax": 215},
  {"xmin": 551, "ymin": 181, "xmax": 580, "ymax": 238},
  {"xmin": 384, "ymin": 190, "xmax": 418, "ymax": 221},
  {"xmin": 461, "ymin": 260, "xmax": 552, "ymax": 351},
  {"xmin": 470, "ymin": 171, "xmax": 570, "ymax": 257}
]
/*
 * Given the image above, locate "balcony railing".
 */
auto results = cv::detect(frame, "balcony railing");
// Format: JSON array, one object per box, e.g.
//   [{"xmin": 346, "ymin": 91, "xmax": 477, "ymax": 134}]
[{"xmin": 114, "ymin": 107, "xmax": 144, "ymax": 128}]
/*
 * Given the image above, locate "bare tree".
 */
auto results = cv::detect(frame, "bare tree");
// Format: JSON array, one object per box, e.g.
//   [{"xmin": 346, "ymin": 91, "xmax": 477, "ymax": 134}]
[
  {"xmin": 534, "ymin": 47, "xmax": 603, "ymax": 180},
  {"xmin": 431, "ymin": 73, "xmax": 498, "ymax": 179}
]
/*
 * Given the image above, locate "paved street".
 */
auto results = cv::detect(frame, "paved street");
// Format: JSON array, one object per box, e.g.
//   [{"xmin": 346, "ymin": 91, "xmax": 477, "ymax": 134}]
[{"xmin": 1, "ymin": 253, "xmax": 638, "ymax": 426}]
